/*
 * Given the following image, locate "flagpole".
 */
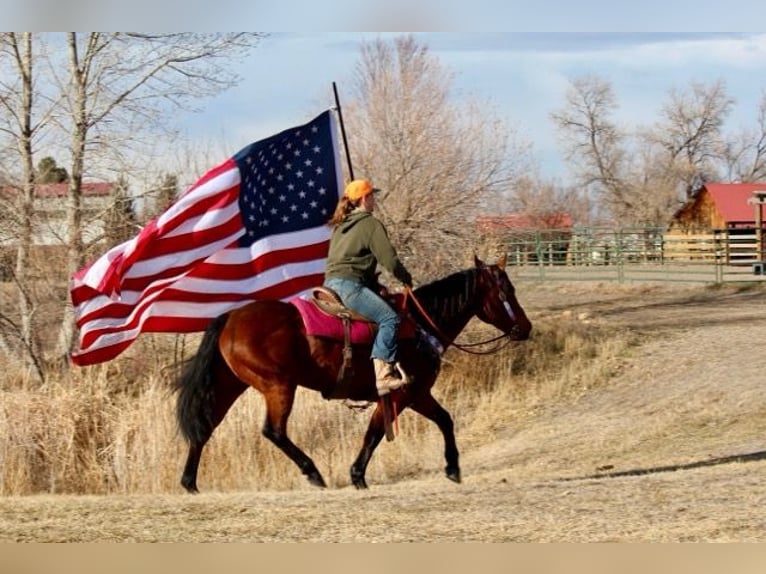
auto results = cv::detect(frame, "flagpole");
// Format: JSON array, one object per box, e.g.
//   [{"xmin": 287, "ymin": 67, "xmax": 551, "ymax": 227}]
[{"xmin": 332, "ymin": 82, "xmax": 354, "ymax": 181}]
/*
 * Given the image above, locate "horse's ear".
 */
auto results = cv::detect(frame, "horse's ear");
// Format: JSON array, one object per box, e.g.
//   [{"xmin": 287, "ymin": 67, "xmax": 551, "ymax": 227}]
[
  {"xmin": 474, "ymin": 254, "xmax": 485, "ymax": 268},
  {"xmin": 497, "ymin": 254, "xmax": 507, "ymax": 270}
]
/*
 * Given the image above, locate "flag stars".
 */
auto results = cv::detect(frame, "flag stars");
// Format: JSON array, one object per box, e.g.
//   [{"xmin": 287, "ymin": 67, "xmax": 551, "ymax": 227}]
[{"xmin": 233, "ymin": 112, "xmax": 338, "ymax": 247}]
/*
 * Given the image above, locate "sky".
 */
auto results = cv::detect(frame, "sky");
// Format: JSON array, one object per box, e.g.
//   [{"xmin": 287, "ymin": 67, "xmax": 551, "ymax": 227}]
[
  {"xmin": 6, "ymin": 2, "xmax": 766, "ymax": 184},
  {"xmin": 177, "ymin": 32, "xmax": 766, "ymax": 182}
]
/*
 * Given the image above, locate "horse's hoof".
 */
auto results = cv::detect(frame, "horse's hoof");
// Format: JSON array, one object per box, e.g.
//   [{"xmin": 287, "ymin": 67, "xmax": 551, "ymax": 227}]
[
  {"xmin": 181, "ymin": 477, "xmax": 199, "ymax": 494},
  {"xmin": 307, "ymin": 472, "xmax": 327, "ymax": 488},
  {"xmin": 352, "ymin": 478, "xmax": 368, "ymax": 489},
  {"xmin": 446, "ymin": 469, "xmax": 461, "ymax": 484}
]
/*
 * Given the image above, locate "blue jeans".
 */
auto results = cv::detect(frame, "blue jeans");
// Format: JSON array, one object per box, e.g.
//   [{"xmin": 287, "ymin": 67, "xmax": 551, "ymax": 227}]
[{"xmin": 323, "ymin": 277, "xmax": 401, "ymax": 362}]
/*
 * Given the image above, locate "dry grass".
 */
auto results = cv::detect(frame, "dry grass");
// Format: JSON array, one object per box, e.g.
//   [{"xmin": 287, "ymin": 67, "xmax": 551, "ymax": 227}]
[{"xmin": 0, "ymin": 309, "xmax": 627, "ymax": 495}]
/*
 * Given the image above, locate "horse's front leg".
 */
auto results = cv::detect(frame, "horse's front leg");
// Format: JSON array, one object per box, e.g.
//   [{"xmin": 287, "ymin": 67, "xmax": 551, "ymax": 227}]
[
  {"xmin": 349, "ymin": 402, "xmax": 389, "ymax": 489},
  {"xmin": 409, "ymin": 392, "xmax": 460, "ymax": 483}
]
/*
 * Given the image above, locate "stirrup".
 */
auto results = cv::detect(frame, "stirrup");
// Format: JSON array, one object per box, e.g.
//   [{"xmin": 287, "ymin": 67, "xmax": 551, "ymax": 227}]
[
  {"xmin": 342, "ymin": 399, "xmax": 375, "ymax": 411},
  {"xmin": 394, "ymin": 362, "xmax": 412, "ymax": 385}
]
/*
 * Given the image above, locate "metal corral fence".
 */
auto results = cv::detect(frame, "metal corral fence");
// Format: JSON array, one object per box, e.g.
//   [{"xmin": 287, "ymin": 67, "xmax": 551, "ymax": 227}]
[{"xmin": 503, "ymin": 226, "xmax": 766, "ymax": 284}]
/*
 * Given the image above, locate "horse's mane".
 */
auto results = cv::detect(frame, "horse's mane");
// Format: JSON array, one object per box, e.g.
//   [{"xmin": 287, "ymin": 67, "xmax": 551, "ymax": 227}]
[{"xmin": 412, "ymin": 268, "xmax": 480, "ymax": 321}]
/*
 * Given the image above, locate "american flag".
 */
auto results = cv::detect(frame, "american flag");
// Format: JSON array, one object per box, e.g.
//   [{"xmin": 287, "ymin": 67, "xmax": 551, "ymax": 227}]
[{"xmin": 70, "ymin": 110, "xmax": 342, "ymax": 366}]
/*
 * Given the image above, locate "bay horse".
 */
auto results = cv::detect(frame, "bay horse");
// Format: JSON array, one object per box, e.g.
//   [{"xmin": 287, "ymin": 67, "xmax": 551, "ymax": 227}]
[{"xmin": 173, "ymin": 255, "xmax": 531, "ymax": 492}]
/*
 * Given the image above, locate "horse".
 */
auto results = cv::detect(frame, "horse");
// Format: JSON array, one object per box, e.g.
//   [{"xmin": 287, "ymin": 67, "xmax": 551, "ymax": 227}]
[{"xmin": 173, "ymin": 255, "xmax": 532, "ymax": 492}]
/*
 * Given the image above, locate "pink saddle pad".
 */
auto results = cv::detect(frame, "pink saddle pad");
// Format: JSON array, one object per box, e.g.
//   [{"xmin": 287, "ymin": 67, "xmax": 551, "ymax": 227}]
[{"xmin": 290, "ymin": 296, "xmax": 377, "ymax": 344}]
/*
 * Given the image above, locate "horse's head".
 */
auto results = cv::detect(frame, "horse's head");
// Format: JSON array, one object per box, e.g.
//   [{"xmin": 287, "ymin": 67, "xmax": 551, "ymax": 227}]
[{"xmin": 474, "ymin": 255, "xmax": 532, "ymax": 341}]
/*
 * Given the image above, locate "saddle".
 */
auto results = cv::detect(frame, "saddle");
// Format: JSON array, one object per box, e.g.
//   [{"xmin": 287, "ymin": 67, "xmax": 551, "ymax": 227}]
[{"xmin": 289, "ymin": 286, "xmax": 416, "ymax": 398}]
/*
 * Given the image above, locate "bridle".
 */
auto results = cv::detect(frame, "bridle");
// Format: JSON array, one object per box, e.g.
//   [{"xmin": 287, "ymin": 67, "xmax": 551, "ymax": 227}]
[{"xmin": 402, "ymin": 284, "xmax": 516, "ymax": 356}]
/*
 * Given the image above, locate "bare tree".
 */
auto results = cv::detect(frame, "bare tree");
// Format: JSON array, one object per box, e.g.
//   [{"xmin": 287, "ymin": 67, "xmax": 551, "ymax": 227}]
[
  {"xmin": 722, "ymin": 90, "xmax": 766, "ymax": 182},
  {"xmin": 550, "ymin": 74, "xmax": 631, "ymax": 222},
  {"xmin": 344, "ymin": 35, "xmax": 533, "ymax": 281},
  {"xmin": 647, "ymin": 79, "xmax": 733, "ymax": 198},
  {"xmin": 0, "ymin": 33, "xmax": 47, "ymax": 379},
  {"xmin": 50, "ymin": 32, "xmax": 265, "ymax": 359},
  {"xmin": 622, "ymin": 140, "xmax": 685, "ymax": 225},
  {"xmin": 509, "ymin": 176, "xmax": 593, "ymax": 226}
]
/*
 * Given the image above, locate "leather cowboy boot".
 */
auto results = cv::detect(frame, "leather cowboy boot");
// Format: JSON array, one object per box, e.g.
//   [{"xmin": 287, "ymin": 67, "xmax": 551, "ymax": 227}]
[{"xmin": 373, "ymin": 358, "xmax": 406, "ymax": 396}]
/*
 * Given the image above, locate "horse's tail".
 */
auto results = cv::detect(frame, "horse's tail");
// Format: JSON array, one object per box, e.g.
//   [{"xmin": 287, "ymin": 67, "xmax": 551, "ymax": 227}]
[{"xmin": 173, "ymin": 313, "xmax": 229, "ymax": 445}]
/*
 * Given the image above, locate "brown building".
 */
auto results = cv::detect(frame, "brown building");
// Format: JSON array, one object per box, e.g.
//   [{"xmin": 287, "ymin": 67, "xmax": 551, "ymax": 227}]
[
  {"xmin": 668, "ymin": 182, "xmax": 766, "ymax": 264},
  {"xmin": 670, "ymin": 182, "xmax": 766, "ymax": 232}
]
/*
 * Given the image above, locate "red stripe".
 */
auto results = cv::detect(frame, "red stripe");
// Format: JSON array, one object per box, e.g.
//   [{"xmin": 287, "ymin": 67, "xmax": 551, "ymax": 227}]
[{"xmin": 72, "ymin": 273, "xmax": 324, "ymax": 365}]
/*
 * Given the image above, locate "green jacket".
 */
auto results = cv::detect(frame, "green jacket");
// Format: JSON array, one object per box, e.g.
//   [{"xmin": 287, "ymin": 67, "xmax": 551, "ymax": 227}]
[{"xmin": 324, "ymin": 210, "xmax": 412, "ymax": 288}]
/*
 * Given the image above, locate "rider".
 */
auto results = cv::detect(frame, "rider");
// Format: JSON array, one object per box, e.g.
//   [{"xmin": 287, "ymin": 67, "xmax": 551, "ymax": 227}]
[{"xmin": 323, "ymin": 179, "xmax": 413, "ymax": 396}]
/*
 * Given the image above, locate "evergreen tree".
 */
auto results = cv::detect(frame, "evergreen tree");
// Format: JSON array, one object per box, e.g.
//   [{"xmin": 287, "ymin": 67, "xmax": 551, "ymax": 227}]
[{"xmin": 35, "ymin": 156, "xmax": 69, "ymax": 183}]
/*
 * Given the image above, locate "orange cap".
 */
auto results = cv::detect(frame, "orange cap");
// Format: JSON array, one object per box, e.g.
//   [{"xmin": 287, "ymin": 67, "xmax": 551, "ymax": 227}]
[{"xmin": 343, "ymin": 179, "xmax": 379, "ymax": 201}]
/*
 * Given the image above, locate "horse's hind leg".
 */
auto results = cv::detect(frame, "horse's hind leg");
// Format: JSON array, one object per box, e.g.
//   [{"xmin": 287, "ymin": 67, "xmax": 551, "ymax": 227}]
[
  {"xmin": 180, "ymin": 373, "xmax": 247, "ymax": 493},
  {"xmin": 410, "ymin": 392, "xmax": 461, "ymax": 483},
  {"xmin": 261, "ymin": 384, "xmax": 327, "ymax": 488}
]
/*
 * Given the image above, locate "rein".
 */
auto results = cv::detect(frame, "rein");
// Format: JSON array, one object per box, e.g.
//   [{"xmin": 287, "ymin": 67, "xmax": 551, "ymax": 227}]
[{"xmin": 402, "ymin": 287, "xmax": 512, "ymax": 355}]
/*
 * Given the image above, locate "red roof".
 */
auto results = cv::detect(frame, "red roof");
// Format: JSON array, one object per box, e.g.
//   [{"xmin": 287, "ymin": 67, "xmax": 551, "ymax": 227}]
[
  {"xmin": 704, "ymin": 182, "xmax": 766, "ymax": 223},
  {"xmin": 477, "ymin": 213, "xmax": 573, "ymax": 231}
]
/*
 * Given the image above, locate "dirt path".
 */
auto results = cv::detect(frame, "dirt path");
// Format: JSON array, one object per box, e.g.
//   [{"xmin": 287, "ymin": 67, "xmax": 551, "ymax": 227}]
[
  {"xmin": 2, "ymin": 283, "xmax": 766, "ymax": 541},
  {"xmin": 475, "ymin": 283, "xmax": 766, "ymax": 479}
]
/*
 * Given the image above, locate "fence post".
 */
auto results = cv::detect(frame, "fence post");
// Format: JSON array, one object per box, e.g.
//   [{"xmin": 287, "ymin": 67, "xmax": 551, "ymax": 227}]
[
  {"xmin": 616, "ymin": 229, "xmax": 625, "ymax": 284},
  {"xmin": 714, "ymin": 231, "xmax": 724, "ymax": 283}
]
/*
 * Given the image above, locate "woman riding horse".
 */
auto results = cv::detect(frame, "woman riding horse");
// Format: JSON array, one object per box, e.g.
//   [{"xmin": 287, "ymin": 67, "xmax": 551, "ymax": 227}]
[{"xmin": 323, "ymin": 179, "xmax": 413, "ymax": 397}]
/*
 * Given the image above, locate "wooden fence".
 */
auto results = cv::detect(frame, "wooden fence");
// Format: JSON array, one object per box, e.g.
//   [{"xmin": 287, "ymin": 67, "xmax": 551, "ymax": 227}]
[{"xmin": 503, "ymin": 227, "xmax": 766, "ymax": 284}]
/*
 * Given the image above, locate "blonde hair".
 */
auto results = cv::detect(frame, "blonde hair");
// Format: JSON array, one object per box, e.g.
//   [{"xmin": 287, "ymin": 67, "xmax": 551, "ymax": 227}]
[{"xmin": 328, "ymin": 196, "xmax": 361, "ymax": 227}]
